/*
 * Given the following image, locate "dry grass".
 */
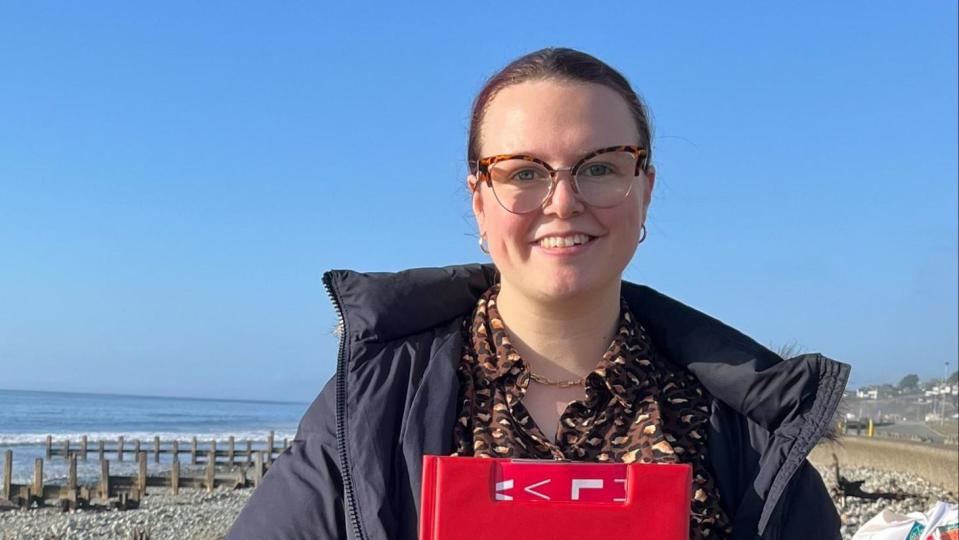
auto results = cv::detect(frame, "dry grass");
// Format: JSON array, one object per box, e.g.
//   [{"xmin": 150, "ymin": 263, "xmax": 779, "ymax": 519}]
[{"xmin": 809, "ymin": 436, "xmax": 959, "ymax": 494}]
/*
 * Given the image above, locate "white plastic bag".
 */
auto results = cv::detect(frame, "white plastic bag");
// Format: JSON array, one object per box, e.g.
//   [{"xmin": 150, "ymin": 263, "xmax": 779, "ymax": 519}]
[{"xmin": 852, "ymin": 501, "xmax": 958, "ymax": 540}]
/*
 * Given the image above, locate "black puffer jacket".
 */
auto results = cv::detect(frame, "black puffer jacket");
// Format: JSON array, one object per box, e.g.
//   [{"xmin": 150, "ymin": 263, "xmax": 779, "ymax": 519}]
[{"xmin": 227, "ymin": 263, "xmax": 850, "ymax": 540}]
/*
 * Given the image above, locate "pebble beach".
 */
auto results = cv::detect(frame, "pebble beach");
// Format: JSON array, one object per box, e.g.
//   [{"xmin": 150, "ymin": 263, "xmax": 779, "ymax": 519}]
[
  {"xmin": 818, "ymin": 465, "xmax": 957, "ymax": 539},
  {"xmin": 0, "ymin": 487, "xmax": 252, "ymax": 540},
  {"xmin": 1, "ymin": 462, "xmax": 956, "ymax": 539}
]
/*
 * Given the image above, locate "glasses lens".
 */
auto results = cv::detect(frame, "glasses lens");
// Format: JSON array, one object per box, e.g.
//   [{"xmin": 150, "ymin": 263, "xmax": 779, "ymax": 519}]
[
  {"xmin": 488, "ymin": 159, "xmax": 552, "ymax": 213},
  {"xmin": 574, "ymin": 151, "xmax": 638, "ymax": 207}
]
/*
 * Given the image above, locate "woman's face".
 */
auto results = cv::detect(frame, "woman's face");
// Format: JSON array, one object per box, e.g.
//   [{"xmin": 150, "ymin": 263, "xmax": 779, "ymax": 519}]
[{"xmin": 469, "ymin": 79, "xmax": 655, "ymax": 303}]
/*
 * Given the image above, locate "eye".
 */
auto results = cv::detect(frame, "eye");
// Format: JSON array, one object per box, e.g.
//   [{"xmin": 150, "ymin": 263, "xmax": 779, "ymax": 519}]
[
  {"xmin": 582, "ymin": 163, "xmax": 616, "ymax": 177},
  {"xmin": 511, "ymin": 168, "xmax": 541, "ymax": 183}
]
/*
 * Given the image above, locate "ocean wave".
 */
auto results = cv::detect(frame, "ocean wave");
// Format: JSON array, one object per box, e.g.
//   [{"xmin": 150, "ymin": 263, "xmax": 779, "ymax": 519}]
[{"xmin": 0, "ymin": 430, "xmax": 298, "ymax": 446}]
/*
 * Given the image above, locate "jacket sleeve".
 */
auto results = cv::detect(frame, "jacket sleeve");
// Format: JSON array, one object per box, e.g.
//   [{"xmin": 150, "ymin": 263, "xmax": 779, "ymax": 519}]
[
  {"xmin": 226, "ymin": 377, "xmax": 348, "ymax": 540},
  {"xmin": 775, "ymin": 460, "xmax": 841, "ymax": 540}
]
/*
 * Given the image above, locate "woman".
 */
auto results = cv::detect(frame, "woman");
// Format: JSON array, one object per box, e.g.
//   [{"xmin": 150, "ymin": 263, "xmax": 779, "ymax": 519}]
[{"xmin": 227, "ymin": 48, "xmax": 849, "ymax": 540}]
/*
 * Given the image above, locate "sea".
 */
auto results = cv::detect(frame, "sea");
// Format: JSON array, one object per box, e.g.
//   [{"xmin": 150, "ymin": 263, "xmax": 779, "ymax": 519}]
[{"xmin": 0, "ymin": 388, "xmax": 307, "ymax": 485}]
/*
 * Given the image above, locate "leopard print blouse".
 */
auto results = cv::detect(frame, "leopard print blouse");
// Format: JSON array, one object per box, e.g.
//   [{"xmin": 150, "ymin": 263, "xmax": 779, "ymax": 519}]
[{"xmin": 450, "ymin": 283, "xmax": 732, "ymax": 539}]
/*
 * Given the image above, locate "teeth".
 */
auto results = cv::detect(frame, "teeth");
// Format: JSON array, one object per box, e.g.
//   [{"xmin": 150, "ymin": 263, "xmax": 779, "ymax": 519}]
[{"xmin": 538, "ymin": 234, "xmax": 591, "ymax": 248}]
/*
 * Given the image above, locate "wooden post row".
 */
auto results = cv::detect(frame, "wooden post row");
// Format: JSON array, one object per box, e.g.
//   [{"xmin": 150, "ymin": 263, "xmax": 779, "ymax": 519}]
[{"xmin": 2, "ymin": 433, "xmax": 280, "ymax": 506}]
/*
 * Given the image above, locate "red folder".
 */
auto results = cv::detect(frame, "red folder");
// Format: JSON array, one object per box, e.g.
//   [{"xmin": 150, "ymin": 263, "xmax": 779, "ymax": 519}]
[{"xmin": 419, "ymin": 455, "xmax": 691, "ymax": 540}]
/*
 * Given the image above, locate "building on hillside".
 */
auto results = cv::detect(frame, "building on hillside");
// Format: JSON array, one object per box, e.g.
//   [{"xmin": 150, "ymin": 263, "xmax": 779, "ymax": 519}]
[{"xmin": 924, "ymin": 384, "xmax": 959, "ymax": 397}]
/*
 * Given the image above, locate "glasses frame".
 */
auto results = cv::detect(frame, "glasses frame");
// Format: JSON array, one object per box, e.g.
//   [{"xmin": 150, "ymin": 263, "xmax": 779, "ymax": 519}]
[{"xmin": 469, "ymin": 145, "xmax": 650, "ymax": 215}]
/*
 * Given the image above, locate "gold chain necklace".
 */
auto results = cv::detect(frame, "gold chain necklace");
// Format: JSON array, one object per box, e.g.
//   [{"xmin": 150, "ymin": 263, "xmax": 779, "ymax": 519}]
[{"xmin": 528, "ymin": 371, "xmax": 587, "ymax": 388}]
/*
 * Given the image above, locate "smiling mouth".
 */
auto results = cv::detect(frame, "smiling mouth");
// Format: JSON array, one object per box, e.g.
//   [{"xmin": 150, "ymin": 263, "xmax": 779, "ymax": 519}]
[{"xmin": 534, "ymin": 234, "xmax": 596, "ymax": 249}]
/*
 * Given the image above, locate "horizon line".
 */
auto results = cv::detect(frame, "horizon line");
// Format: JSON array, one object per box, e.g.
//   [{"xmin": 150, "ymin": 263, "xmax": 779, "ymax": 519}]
[{"xmin": 0, "ymin": 387, "xmax": 309, "ymax": 406}]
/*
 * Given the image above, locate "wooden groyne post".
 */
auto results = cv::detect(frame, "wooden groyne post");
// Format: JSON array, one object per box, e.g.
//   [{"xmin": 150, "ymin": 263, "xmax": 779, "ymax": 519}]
[
  {"xmin": 206, "ymin": 452, "xmax": 215, "ymax": 492},
  {"xmin": 64, "ymin": 455, "xmax": 78, "ymax": 509},
  {"xmin": 2, "ymin": 449, "xmax": 11, "ymax": 501},
  {"xmin": 266, "ymin": 431, "xmax": 274, "ymax": 465},
  {"xmin": 99, "ymin": 458, "xmax": 109, "ymax": 499},
  {"xmin": 137, "ymin": 452, "xmax": 147, "ymax": 498},
  {"xmin": 33, "ymin": 458, "xmax": 43, "ymax": 498},
  {"xmin": 171, "ymin": 460, "xmax": 180, "ymax": 495},
  {"xmin": 253, "ymin": 451, "xmax": 263, "ymax": 488}
]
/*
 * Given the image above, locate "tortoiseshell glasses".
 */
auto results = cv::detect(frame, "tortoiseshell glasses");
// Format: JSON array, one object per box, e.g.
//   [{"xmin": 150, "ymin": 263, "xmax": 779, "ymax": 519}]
[{"xmin": 469, "ymin": 145, "xmax": 649, "ymax": 214}]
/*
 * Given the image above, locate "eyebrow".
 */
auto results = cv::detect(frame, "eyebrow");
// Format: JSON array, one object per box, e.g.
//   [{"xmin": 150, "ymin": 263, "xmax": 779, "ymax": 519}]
[{"xmin": 490, "ymin": 147, "xmax": 597, "ymax": 158}]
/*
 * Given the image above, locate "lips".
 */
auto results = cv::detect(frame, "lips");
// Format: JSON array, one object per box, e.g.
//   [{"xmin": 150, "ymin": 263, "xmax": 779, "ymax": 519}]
[
  {"xmin": 535, "ymin": 233, "xmax": 594, "ymax": 249},
  {"xmin": 530, "ymin": 233, "xmax": 600, "ymax": 257}
]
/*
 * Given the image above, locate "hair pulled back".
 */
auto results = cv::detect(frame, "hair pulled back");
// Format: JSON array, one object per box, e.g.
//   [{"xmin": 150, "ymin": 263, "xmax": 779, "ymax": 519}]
[{"xmin": 467, "ymin": 47, "xmax": 654, "ymax": 173}]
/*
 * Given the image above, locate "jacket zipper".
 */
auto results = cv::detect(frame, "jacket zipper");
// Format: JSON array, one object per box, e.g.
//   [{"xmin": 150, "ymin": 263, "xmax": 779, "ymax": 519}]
[{"xmin": 322, "ymin": 272, "xmax": 367, "ymax": 540}]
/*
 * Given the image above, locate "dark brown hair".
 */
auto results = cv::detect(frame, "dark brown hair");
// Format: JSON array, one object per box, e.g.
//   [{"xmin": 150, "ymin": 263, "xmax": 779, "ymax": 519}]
[{"xmin": 467, "ymin": 47, "xmax": 654, "ymax": 173}]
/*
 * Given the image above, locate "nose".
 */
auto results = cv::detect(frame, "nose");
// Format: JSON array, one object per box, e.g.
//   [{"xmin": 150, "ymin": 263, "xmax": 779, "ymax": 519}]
[{"xmin": 542, "ymin": 170, "xmax": 584, "ymax": 218}]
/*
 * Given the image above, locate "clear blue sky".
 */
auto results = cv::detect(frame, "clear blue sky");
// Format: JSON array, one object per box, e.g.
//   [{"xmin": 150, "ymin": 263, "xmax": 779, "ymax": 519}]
[{"xmin": 1, "ymin": 2, "xmax": 956, "ymax": 402}]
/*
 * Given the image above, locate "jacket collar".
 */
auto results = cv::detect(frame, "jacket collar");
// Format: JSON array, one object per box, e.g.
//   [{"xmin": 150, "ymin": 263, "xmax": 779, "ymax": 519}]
[{"xmin": 324, "ymin": 262, "xmax": 848, "ymax": 435}]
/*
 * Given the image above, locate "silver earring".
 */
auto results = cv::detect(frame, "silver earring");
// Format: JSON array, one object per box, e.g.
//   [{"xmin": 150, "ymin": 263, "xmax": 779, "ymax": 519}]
[
  {"xmin": 479, "ymin": 233, "xmax": 490, "ymax": 254},
  {"xmin": 638, "ymin": 224, "xmax": 647, "ymax": 245}
]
